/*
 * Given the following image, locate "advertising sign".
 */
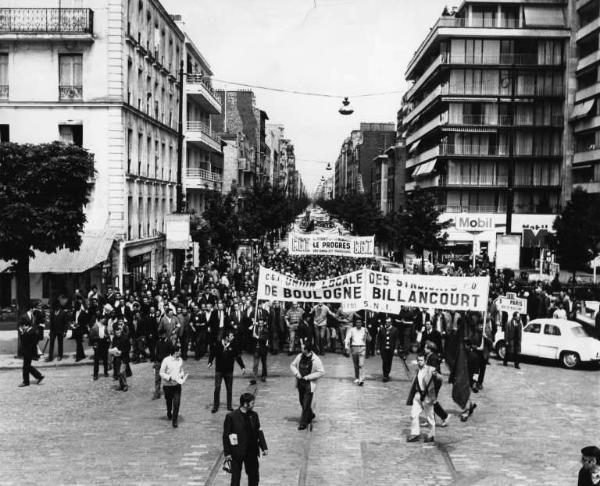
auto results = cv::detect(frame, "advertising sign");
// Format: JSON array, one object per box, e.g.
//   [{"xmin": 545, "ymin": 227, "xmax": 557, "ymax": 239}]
[
  {"xmin": 288, "ymin": 234, "xmax": 375, "ymax": 257},
  {"xmin": 496, "ymin": 234, "xmax": 521, "ymax": 270},
  {"xmin": 165, "ymin": 214, "xmax": 190, "ymax": 250}
]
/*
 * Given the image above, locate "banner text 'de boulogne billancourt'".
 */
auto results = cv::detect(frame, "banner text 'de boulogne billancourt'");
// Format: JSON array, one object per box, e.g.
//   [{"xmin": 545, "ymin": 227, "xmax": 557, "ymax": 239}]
[{"xmin": 257, "ymin": 267, "xmax": 489, "ymax": 313}]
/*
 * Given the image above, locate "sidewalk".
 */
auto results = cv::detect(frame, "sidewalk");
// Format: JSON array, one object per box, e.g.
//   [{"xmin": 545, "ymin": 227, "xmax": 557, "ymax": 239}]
[{"xmin": 0, "ymin": 329, "xmax": 95, "ymax": 370}]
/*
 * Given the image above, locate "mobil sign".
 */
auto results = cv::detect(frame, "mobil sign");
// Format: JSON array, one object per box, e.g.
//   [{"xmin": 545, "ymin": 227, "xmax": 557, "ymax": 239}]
[{"xmin": 455, "ymin": 214, "xmax": 494, "ymax": 232}]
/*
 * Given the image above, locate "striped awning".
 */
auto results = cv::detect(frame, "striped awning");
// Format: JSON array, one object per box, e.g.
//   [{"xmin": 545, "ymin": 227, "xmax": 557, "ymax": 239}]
[
  {"xmin": 570, "ymin": 99, "xmax": 595, "ymax": 121},
  {"xmin": 413, "ymin": 159, "xmax": 437, "ymax": 178},
  {"xmin": 0, "ymin": 230, "xmax": 116, "ymax": 274}
]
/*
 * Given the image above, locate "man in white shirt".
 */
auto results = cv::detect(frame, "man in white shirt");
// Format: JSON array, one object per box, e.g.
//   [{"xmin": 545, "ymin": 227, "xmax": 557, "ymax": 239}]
[
  {"xmin": 406, "ymin": 352, "xmax": 438, "ymax": 443},
  {"xmin": 159, "ymin": 344, "xmax": 186, "ymax": 428},
  {"xmin": 344, "ymin": 318, "xmax": 370, "ymax": 386}
]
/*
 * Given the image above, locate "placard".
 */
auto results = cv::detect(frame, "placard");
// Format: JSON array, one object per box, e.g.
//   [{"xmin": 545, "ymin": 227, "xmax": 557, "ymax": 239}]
[{"xmin": 288, "ymin": 234, "xmax": 375, "ymax": 257}]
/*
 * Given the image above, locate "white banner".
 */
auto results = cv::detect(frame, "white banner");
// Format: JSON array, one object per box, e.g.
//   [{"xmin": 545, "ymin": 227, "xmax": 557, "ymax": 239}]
[
  {"xmin": 288, "ymin": 234, "xmax": 375, "ymax": 257},
  {"xmin": 257, "ymin": 267, "xmax": 489, "ymax": 313}
]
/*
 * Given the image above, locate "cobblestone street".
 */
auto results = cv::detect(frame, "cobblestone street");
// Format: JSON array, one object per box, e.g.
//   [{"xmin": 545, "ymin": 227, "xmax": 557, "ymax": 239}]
[{"xmin": 1, "ymin": 352, "xmax": 598, "ymax": 485}]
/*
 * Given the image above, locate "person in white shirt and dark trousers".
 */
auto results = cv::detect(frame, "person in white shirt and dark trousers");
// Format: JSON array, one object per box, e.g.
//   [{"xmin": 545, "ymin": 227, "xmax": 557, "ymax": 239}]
[
  {"xmin": 159, "ymin": 344, "xmax": 187, "ymax": 428},
  {"xmin": 344, "ymin": 317, "xmax": 370, "ymax": 386}
]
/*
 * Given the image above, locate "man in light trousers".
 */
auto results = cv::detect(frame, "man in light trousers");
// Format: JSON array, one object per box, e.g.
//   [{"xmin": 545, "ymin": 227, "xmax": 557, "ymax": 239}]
[
  {"xmin": 406, "ymin": 352, "xmax": 438, "ymax": 443},
  {"xmin": 344, "ymin": 317, "xmax": 369, "ymax": 386}
]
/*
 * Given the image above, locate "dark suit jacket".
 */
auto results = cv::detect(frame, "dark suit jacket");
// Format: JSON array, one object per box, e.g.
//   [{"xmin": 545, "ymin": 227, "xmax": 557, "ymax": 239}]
[
  {"xmin": 50, "ymin": 308, "xmax": 70, "ymax": 334},
  {"xmin": 73, "ymin": 310, "xmax": 89, "ymax": 336},
  {"xmin": 223, "ymin": 409, "xmax": 268, "ymax": 461},
  {"xmin": 19, "ymin": 324, "xmax": 39, "ymax": 358},
  {"xmin": 377, "ymin": 325, "xmax": 400, "ymax": 352}
]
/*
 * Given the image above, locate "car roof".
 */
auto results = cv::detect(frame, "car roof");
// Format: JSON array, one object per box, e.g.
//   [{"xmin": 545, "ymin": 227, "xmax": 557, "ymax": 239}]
[{"xmin": 528, "ymin": 318, "xmax": 580, "ymax": 329}]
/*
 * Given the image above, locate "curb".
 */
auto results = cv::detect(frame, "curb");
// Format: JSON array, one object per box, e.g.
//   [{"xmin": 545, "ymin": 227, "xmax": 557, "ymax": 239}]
[{"xmin": 0, "ymin": 356, "xmax": 95, "ymax": 371}]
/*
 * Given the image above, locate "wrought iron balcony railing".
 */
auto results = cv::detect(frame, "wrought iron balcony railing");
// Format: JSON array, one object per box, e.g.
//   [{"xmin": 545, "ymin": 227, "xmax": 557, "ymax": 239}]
[
  {"xmin": 59, "ymin": 85, "xmax": 83, "ymax": 101},
  {"xmin": 0, "ymin": 8, "xmax": 93, "ymax": 34}
]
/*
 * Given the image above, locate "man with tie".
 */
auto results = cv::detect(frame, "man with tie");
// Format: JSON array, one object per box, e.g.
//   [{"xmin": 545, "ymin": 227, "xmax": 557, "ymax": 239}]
[
  {"xmin": 158, "ymin": 307, "xmax": 181, "ymax": 345},
  {"xmin": 89, "ymin": 312, "xmax": 111, "ymax": 380},
  {"xmin": 72, "ymin": 301, "xmax": 89, "ymax": 362},
  {"xmin": 47, "ymin": 295, "xmax": 70, "ymax": 362},
  {"xmin": 18, "ymin": 303, "xmax": 45, "ymax": 387},
  {"xmin": 377, "ymin": 316, "xmax": 400, "ymax": 382}
]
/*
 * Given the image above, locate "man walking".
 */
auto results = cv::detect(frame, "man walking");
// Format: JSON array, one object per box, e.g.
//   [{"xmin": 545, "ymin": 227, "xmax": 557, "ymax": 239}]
[
  {"xmin": 377, "ymin": 316, "xmax": 400, "ymax": 382},
  {"xmin": 344, "ymin": 317, "xmax": 369, "ymax": 386},
  {"xmin": 503, "ymin": 312, "xmax": 523, "ymax": 369},
  {"xmin": 290, "ymin": 343, "xmax": 325, "ymax": 430},
  {"xmin": 223, "ymin": 393, "xmax": 268, "ymax": 486},
  {"xmin": 159, "ymin": 344, "xmax": 187, "ymax": 428},
  {"xmin": 18, "ymin": 304, "xmax": 45, "ymax": 387},
  {"xmin": 406, "ymin": 352, "xmax": 438, "ymax": 443},
  {"xmin": 285, "ymin": 302, "xmax": 304, "ymax": 355},
  {"xmin": 209, "ymin": 330, "xmax": 246, "ymax": 413},
  {"xmin": 250, "ymin": 316, "xmax": 271, "ymax": 385}
]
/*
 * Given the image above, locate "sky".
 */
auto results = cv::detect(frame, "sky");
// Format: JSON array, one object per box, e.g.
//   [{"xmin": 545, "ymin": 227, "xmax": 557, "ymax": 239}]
[{"xmin": 161, "ymin": 0, "xmax": 451, "ymax": 193}]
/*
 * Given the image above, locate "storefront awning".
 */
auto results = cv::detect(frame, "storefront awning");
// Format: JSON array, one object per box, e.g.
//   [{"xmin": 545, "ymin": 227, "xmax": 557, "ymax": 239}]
[
  {"xmin": 413, "ymin": 159, "xmax": 437, "ymax": 178},
  {"xmin": 523, "ymin": 6, "xmax": 566, "ymax": 27},
  {"xmin": 570, "ymin": 99, "xmax": 595, "ymax": 121},
  {"xmin": 0, "ymin": 230, "xmax": 115, "ymax": 274}
]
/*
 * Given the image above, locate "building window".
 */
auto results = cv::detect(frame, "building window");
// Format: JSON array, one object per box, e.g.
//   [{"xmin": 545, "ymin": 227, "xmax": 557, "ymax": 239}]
[
  {"xmin": 127, "ymin": 129, "xmax": 133, "ymax": 172},
  {"xmin": 59, "ymin": 54, "xmax": 83, "ymax": 100},
  {"xmin": 59, "ymin": 124, "xmax": 83, "ymax": 146},
  {"xmin": 0, "ymin": 124, "xmax": 9, "ymax": 142},
  {"xmin": 0, "ymin": 53, "xmax": 8, "ymax": 99}
]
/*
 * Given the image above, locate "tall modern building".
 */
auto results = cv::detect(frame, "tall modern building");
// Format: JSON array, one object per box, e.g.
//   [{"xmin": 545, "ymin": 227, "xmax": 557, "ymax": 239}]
[
  {"xmin": 0, "ymin": 0, "xmax": 217, "ymax": 299},
  {"xmin": 402, "ymin": 0, "xmax": 571, "ymax": 263},
  {"xmin": 573, "ymin": 0, "xmax": 600, "ymax": 193}
]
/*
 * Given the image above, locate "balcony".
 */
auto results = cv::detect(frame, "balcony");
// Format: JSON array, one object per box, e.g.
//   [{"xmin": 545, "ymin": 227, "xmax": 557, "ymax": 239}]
[
  {"xmin": 577, "ymin": 50, "xmax": 600, "ymax": 72},
  {"xmin": 441, "ymin": 53, "xmax": 563, "ymax": 67},
  {"xmin": 574, "ymin": 147, "xmax": 600, "ymax": 165},
  {"xmin": 185, "ymin": 74, "xmax": 221, "ymax": 115},
  {"xmin": 440, "ymin": 143, "xmax": 504, "ymax": 157},
  {"xmin": 404, "ymin": 86, "xmax": 442, "ymax": 125},
  {"xmin": 441, "ymin": 175, "xmax": 509, "ymax": 187},
  {"xmin": 576, "ymin": 83, "xmax": 600, "ymax": 103},
  {"xmin": 0, "ymin": 85, "xmax": 7, "ymax": 99},
  {"xmin": 185, "ymin": 121, "xmax": 222, "ymax": 153},
  {"xmin": 405, "ymin": 113, "xmax": 447, "ymax": 146},
  {"xmin": 577, "ymin": 17, "xmax": 600, "ymax": 42},
  {"xmin": 447, "ymin": 114, "xmax": 564, "ymax": 127},
  {"xmin": 59, "ymin": 85, "xmax": 82, "ymax": 101},
  {"xmin": 0, "ymin": 8, "xmax": 94, "ymax": 41},
  {"xmin": 406, "ymin": 145, "xmax": 439, "ymax": 169},
  {"xmin": 438, "ymin": 205, "xmax": 507, "ymax": 214},
  {"xmin": 184, "ymin": 168, "xmax": 223, "ymax": 192}
]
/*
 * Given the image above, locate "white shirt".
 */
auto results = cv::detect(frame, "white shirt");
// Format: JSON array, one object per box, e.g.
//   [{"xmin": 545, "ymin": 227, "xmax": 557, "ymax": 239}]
[
  {"xmin": 553, "ymin": 308, "xmax": 567, "ymax": 319},
  {"xmin": 159, "ymin": 356, "xmax": 185, "ymax": 386},
  {"xmin": 345, "ymin": 327, "xmax": 368, "ymax": 347}
]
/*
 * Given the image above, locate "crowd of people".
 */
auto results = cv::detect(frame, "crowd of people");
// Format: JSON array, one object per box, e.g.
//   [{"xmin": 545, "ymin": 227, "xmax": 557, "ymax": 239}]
[{"xmin": 14, "ymin": 238, "xmax": 600, "ymax": 483}]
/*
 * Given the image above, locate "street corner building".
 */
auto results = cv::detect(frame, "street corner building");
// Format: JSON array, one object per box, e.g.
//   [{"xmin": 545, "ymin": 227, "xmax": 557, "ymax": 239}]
[{"xmin": 0, "ymin": 0, "xmax": 231, "ymax": 301}]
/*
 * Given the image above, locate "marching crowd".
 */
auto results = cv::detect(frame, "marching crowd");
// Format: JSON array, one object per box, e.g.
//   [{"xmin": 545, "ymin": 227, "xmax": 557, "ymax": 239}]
[{"xmin": 14, "ymin": 243, "xmax": 600, "ymax": 485}]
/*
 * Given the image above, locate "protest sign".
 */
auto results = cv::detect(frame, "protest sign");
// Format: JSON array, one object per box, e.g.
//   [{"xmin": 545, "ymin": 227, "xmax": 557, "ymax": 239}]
[{"xmin": 288, "ymin": 234, "xmax": 375, "ymax": 257}]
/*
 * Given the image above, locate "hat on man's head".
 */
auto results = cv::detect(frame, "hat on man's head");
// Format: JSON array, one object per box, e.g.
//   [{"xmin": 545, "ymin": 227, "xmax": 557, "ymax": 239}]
[{"xmin": 582, "ymin": 446, "xmax": 600, "ymax": 459}]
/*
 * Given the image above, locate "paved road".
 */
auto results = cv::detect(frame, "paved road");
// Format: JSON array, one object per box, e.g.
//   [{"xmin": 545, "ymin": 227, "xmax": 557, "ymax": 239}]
[{"xmin": 0, "ymin": 351, "xmax": 597, "ymax": 485}]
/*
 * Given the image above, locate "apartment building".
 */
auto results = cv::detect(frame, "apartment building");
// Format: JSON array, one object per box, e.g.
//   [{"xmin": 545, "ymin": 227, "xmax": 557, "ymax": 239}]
[
  {"xmin": 402, "ymin": 0, "xmax": 571, "ymax": 263},
  {"xmin": 174, "ymin": 17, "xmax": 223, "ymax": 216},
  {"xmin": 0, "ymin": 0, "xmax": 210, "ymax": 298},
  {"xmin": 573, "ymin": 0, "xmax": 600, "ymax": 193}
]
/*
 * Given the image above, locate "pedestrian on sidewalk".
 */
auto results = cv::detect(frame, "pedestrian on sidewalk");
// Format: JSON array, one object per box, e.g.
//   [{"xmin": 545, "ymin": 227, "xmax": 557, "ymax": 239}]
[
  {"xmin": 47, "ymin": 295, "xmax": 70, "ymax": 362},
  {"xmin": 89, "ymin": 313, "xmax": 110, "ymax": 380},
  {"xmin": 159, "ymin": 344, "xmax": 187, "ymax": 428},
  {"xmin": 579, "ymin": 445, "xmax": 600, "ymax": 486},
  {"xmin": 377, "ymin": 316, "xmax": 400, "ymax": 382},
  {"xmin": 223, "ymin": 392, "xmax": 268, "ymax": 486},
  {"xmin": 209, "ymin": 330, "xmax": 246, "ymax": 413},
  {"xmin": 18, "ymin": 303, "xmax": 45, "ymax": 388},
  {"xmin": 72, "ymin": 301, "xmax": 88, "ymax": 362},
  {"xmin": 406, "ymin": 351, "xmax": 439, "ymax": 443},
  {"xmin": 290, "ymin": 342, "xmax": 325, "ymax": 430},
  {"xmin": 344, "ymin": 317, "xmax": 369, "ymax": 386},
  {"xmin": 250, "ymin": 316, "xmax": 270, "ymax": 385}
]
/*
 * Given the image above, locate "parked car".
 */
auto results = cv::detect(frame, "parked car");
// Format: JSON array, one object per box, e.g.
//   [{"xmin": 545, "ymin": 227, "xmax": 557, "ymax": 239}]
[{"xmin": 494, "ymin": 318, "xmax": 600, "ymax": 369}]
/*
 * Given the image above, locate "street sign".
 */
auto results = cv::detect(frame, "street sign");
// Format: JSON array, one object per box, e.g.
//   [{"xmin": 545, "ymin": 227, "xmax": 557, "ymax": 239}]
[{"xmin": 494, "ymin": 292, "xmax": 527, "ymax": 315}]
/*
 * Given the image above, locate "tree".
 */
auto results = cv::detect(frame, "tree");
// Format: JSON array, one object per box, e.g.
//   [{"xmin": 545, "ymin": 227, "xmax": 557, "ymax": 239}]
[
  {"xmin": 0, "ymin": 142, "xmax": 95, "ymax": 314},
  {"xmin": 318, "ymin": 193, "xmax": 383, "ymax": 236},
  {"xmin": 553, "ymin": 188, "xmax": 600, "ymax": 282},
  {"xmin": 403, "ymin": 187, "xmax": 449, "ymax": 273},
  {"xmin": 201, "ymin": 190, "xmax": 240, "ymax": 254}
]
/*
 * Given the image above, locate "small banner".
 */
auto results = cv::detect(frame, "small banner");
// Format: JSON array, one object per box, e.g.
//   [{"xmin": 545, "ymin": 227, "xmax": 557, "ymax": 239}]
[
  {"xmin": 288, "ymin": 233, "xmax": 375, "ymax": 258},
  {"xmin": 257, "ymin": 267, "xmax": 489, "ymax": 313}
]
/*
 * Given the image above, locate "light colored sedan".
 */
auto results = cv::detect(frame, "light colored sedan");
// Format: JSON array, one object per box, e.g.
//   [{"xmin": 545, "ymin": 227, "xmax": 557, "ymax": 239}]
[{"xmin": 494, "ymin": 318, "xmax": 600, "ymax": 369}]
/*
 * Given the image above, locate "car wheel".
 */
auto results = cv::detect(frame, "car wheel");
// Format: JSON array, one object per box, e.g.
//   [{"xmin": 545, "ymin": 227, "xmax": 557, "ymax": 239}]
[
  {"xmin": 560, "ymin": 351, "xmax": 580, "ymax": 369},
  {"xmin": 495, "ymin": 341, "xmax": 506, "ymax": 360}
]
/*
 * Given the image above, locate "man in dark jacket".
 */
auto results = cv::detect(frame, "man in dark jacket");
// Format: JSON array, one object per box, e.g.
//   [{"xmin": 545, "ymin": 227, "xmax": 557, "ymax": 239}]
[
  {"xmin": 377, "ymin": 316, "xmax": 400, "ymax": 382},
  {"xmin": 47, "ymin": 296, "xmax": 70, "ymax": 361},
  {"xmin": 18, "ymin": 304, "xmax": 45, "ymax": 387},
  {"xmin": 223, "ymin": 392, "xmax": 268, "ymax": 486},
  {"xmin": 209, "ymin": 330, "xmax": 246, "ymax": 413},
  {"xmin": 72, "ymin": 302, "xmax": 89, "ymax": 362},
  {"xmin": 110, "ymin": 325, "xmax": 130, "ymax": 391}
]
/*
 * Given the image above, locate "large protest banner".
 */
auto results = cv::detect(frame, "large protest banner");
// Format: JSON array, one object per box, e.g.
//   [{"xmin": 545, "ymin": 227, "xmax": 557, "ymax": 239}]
[
  {"xmin": 362, "ymin": 270, "xmax": 489, "ymax": 314},
  {"xmin": 257, "ymin": 267, "xmax": 489, "ymax": 313},
  {"xmin": 288, "ymin": 233, "xmax": 375, "ymax": 257},
  {"xmin": 257, "ymin": 266, "xmax": 364, "ymax": 304}
]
